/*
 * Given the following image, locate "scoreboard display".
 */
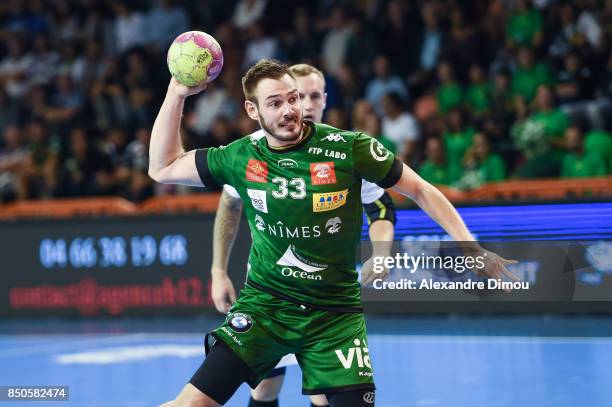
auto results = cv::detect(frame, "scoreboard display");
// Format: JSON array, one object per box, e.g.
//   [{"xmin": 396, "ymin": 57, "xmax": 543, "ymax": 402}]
[{"xmin": 0, "ymin": 215, "xmax": 251, "ymax": 316}]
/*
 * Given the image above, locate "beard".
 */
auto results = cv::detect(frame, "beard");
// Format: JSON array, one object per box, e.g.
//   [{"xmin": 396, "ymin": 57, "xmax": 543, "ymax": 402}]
[{"xmin": 260, "ymin": 113, "xmax": 302, "ymax": 143}]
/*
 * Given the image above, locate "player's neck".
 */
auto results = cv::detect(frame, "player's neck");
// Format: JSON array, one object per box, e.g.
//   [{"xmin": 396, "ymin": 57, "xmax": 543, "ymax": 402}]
[{"xmin": 266, "ymin": 122, "xmax": 310, "ymax": 151}]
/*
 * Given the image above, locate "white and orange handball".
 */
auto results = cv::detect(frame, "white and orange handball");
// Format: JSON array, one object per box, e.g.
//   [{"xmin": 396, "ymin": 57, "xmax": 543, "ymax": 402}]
[{"xmin": 166, "ymin": 31, "xmax": 223, "ymax": 87}]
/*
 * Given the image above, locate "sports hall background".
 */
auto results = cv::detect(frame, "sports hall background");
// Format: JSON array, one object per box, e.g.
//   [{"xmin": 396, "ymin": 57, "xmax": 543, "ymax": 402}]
[{"xmin": 0, "ymin": 1, "xmax": 611, "ymax": 406}]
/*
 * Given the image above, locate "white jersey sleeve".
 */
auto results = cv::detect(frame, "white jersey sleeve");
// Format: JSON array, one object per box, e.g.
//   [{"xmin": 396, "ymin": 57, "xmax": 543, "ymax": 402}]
[
  {"xmin": 223, "ymin": 184, "xmax": 240, "ymax": 198},
  {"xmin": 360, "ymin": 180, "xmax": 385, "ymax": 204}
]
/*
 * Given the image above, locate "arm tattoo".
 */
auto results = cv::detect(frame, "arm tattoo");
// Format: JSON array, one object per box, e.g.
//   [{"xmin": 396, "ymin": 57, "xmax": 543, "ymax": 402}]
[{"xmin": 212, "ymin": 190, "xmax": 243, "ymax": 271}]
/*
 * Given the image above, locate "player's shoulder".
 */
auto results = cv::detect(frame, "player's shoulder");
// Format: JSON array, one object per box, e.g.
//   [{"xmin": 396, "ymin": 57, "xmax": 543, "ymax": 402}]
[
  {"xmin": 312, "ymin": 122, "xmax": 364, "ymax": 144},
  {"xmin": 248, "ymin": 129, "xmax": 266, "ymax": 141},
  {"xmin": 218, "ymin": 129, "xmax": 264, "ymax": 151}
]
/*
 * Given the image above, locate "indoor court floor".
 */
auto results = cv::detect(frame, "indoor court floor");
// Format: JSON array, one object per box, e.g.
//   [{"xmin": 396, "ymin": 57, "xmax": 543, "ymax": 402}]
[{"xmin": 0, "ymin": 315, "xmax": 611, "ymax": 407}]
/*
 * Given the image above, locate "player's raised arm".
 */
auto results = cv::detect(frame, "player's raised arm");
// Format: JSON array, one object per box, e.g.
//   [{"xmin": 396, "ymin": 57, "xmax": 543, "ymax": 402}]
[
  {"xmin": 389, "ymin": 162, "xmax": 518, "ymax": 281},
  {"xmin": 148, "ymin": 78, "xmax": 208, "ymax": 186},
  {"xmin": 354, "ymin": 133, "xmax": 516, "ymax": 281},
  {"xmin": 354, "ymin": 133, "xmax": 473, "ymax": 241},
  {"xmin": 390, "ymin": 163, "xmax": 475, "ymax": 242}
]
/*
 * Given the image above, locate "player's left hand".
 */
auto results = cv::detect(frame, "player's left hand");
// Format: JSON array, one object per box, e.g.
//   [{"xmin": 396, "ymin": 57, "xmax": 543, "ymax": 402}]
[
  {"xmin": 476, "ymin": 249, "xmax": 519, "ymax": 290},
  {"xmin": 361, "ymin": 256, "xmax": 389, "ymax": 286}
]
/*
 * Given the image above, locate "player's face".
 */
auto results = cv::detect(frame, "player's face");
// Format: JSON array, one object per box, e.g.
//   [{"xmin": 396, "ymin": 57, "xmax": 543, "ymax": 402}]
[
  {"xmin": 295, "ymin": 73, "xmax": 326, "ymax": 123},
  {"xmin": 246, "ymin": 74, "xmax": 303, "ymax": 145}
]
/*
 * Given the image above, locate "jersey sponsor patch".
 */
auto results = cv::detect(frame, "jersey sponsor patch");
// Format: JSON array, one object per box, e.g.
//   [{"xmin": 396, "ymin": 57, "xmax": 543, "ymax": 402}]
[
  {"xmin": 325, "ymin": 217, "xmax": 342, "ymax": 234},
  {"xmin": 253, "ymin": 217, "xmax": 322, "ymax": 239},
  {"xmin": 276, "ymin": 245, "xmax": 327, "ymax": 272},
  {"xmin": 335, "ymin": 338, "xmax": 371, "ymax": 370},
  {"xmin": 246, "ymin": 159, "xmax": 268, "ymax": 183},
  {"xmin": 227, "ymin": 312, "xmax": 253, "ymax": 333},
  {"xmin": 247, "ymin": 188, "xmax": 268, "ymax": 213},
  {"xmin": 308, "ymin": 147, "xmax": 347, "ymax": 160},
  {"xmin": 310, "ymin": 162, "xmax": 336, "ymax": 185},
  {"xmin": 255, "ymin": 214, "xmax": 266, "ymax": 231},
  {"xmin": 370, "ymin": 139, "xmax": 390, "ymax": 162},
  {"xmin": 313, "ymin": 189, "xmax": 348, "ymax": 212},
  {"xmin": 277, "ymin": 158, "xmax": 298, "ymax": 168},
  {"xmin": 322, "ymin": 133, "xmax": 347, "ymax": 142}
]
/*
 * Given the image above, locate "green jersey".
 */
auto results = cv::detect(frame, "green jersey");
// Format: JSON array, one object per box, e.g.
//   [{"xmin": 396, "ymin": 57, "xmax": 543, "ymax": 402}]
[
  {"xmin": 196, "ymin": 122, "xmax": 400, "ymax": 310},
  {"xmin": 561, "ymin": 152, "xmax": 606, "ymax": 178}
]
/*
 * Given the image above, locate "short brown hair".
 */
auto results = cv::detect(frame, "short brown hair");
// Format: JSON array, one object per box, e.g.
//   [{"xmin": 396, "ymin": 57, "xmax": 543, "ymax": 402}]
[
  {"xmin": 242, "ymin": 59, "xmax": 295, "ymax": 104},
  {"xmin": 289, "ymin": 64, "xmax": 326, "ymax": 87}
]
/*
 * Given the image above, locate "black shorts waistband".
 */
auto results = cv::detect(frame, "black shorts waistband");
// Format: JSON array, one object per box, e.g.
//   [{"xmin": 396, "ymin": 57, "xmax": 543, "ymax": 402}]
[{"xmin": 246, "ymin": 279, "xmax": 363, "ymax": 314}]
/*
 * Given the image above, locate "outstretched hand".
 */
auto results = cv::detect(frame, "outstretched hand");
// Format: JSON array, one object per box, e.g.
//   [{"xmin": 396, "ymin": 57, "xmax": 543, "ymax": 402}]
[
  {"xmin": 476, "ymin": 248, "xmax": 519, "ymax": 289},
  {"xmin": 168, "ymin": 77, "xmax": 208, "ymax": 98}
]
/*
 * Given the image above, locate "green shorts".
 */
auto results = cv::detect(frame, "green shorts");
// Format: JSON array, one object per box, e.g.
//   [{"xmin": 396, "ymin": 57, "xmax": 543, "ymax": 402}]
[{"xmin": 209, "ymin": 284, "xmax": 375, "ymax": 394}]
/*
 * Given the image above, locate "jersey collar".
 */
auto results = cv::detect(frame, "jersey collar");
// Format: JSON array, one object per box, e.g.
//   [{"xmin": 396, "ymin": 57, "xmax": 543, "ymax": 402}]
[{"xmin": 263, "ymin": 121, "xmax": 315, "ymax": 154}]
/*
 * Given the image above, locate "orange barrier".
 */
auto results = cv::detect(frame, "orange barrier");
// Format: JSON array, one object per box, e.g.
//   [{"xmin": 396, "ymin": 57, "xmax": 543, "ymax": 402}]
[
  {"xmin": 387, "ymin": 185, "xmax": 468, "ymax": 206},
  {"xmin": 138, "ymin": 193, "xmax": 220, "ymax": 214},
  {"xmin": 467, "ymin": 177, "xmax": 611, "ymax": 201},
  {"xmin": 0, "ymin": 178, "xmax": 609, "ymax": 219},
  {"xmin": 0, "ymin": 197, "xmax": 136, "ymax": 219},
  {"xmin": 390, "ymin": 177, "xmax": 611, "ymax": 205}
]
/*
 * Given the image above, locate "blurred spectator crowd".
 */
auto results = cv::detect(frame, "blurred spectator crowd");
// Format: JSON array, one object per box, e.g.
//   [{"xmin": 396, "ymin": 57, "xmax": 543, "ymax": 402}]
[{"xmin": 0, "ymin": 0, "xmax": 611, "ymax": 203}]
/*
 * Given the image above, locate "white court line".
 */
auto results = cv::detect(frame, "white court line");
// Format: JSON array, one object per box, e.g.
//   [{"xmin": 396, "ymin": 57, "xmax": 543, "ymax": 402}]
[
  {"xmin": 31, "ymin": 332, "xmax": 609, "ymax": 344},
  {"xmin": 0, "ymin": 333, "xmax": 153, "ymax": 341},
  {"xmin": 0, "ymin": 333, "xmax": 150, "ymax": 358},
  {"xmin": 0, "ymin": 333, "xmax": 610, "ymax": 360},
  {"xmin": 366, "ymin": 334, "xmax": 612, "ymax": 345}
]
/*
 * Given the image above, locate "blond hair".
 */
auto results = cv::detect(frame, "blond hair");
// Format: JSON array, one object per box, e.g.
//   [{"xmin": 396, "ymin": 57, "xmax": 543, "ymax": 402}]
[{"xmin": 289, "ymin": 64, "xmax": 326, "ymax": 87}]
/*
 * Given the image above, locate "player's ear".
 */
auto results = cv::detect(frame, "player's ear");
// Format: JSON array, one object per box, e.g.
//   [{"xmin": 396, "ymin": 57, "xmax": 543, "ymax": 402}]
[
  {"xmin": 244, "ymin": 100, "xmax": 259, "ymax": 121},
  {"xmin": 323, "ymin": 92, "xmax": 328, "ymax": 110}
]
